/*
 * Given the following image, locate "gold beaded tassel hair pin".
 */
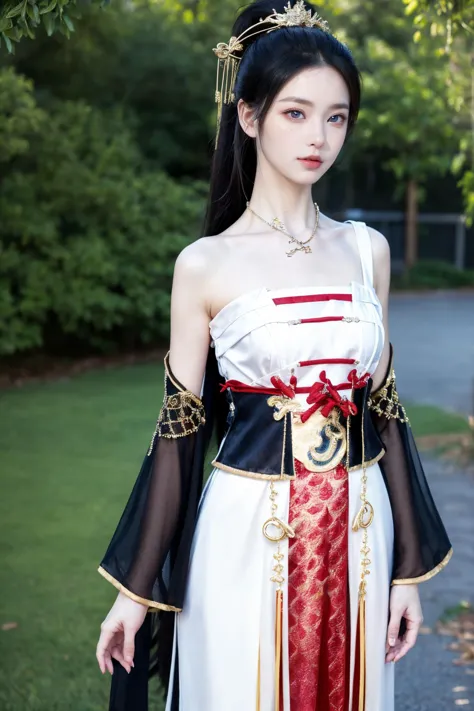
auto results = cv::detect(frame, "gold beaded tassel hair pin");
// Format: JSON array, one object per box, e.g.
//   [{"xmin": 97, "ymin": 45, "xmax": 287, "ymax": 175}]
[{"xmin": 212, "ymin": 1, "xmax": 332, "ymax": 147}]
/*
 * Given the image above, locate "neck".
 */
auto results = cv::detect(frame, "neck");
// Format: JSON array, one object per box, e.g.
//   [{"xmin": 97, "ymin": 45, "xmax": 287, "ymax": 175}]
[{"xmin": 247, "ymin": 159, "xmax": 317, "ymax": 236}]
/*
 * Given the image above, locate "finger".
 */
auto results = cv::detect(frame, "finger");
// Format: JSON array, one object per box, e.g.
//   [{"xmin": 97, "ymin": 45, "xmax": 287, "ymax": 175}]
[
  {"xmin": 111, "ymin": 644, "xmax": 129, "ymax": 668},
  {"xmin": 393, "ymin": 621, "xmax": 421, "ymax": 662},
  {"xmin": 105, "ymin": 651, "xmax": 114, "ymax": 675},
  {"xmin": 123, "ymin": 626, "xmax": 136, "ymax": 669},
  {"xmin": 393, "ymin": 638, "xmax": 414, "ymax": 662},
  {"xmin": 386, "ymin": 607, "xmax": 403, "ymax": 649},
  {"xmin": 385, "ymin": 638, "xmax": 403, "ymax": 663},
  {"xmin": 96, "ymin": 627, "xmax": 115, "ymax": 674}
]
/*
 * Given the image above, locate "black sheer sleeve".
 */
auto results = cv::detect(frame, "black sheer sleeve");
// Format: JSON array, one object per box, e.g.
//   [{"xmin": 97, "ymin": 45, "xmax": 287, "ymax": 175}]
[
  {"xmin": 98, "ymin": 346, "xmax": 223, "ymax": 711},
  {"xmin": 368, "ymin": 343, "xmax": 453, "ymax": 584},
  {"xmin": 98, "ymin": 349, "xmax": 210, "ymax": 611}
]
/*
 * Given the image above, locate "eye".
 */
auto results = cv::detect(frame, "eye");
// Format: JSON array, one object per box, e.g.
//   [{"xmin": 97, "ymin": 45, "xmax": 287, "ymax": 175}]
[
  {"xmin": 328, "ymin": 113, "xmax": 347, "ymax": 124},
  {"xmin": 284, "ymin": 109, "xmax": 305, "ymax": 120}
]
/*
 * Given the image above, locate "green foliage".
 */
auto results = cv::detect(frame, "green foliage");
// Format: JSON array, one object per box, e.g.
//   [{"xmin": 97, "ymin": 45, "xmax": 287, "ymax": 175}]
[
  {"xmin": 391, "ymin": 260, "xmax": 474, "ymax": 289},
  {"xmin": 6, "ymin": 1, "xmax": 216, "ymax": 177},
  {"xmin": 458, "ymin": 170, "xmax": 474, "ymax": 227},
  {"xmin": 356, "ymin": 36, "xmax": 456, "ymax": 202},
  {"xmin": 0, "ymin": 65, "xmax": 44, "ymax": 159},
  {"xmin": 0, "ymin": 0, "xmax": 92, "ymax": 53},
  {"xmin": 0, "ymin": 0, "xmax": 472, "ymax": 358},
  {"xmin": 401, "ymin": 0, "xmax": 474, "ymax": 227},
  {"xmin": 0, "ymin": 67, "xmax": 206, "ymax": 356},
  {"xmin": 402, "ymin": 0, "xmax": 474, "ymax": 51}
]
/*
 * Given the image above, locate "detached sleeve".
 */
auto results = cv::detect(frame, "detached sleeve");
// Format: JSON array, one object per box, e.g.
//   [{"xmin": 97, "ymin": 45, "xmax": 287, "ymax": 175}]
[
  {"xmin": 97, "ymin": 347, "xmax": 222, "ymax": 711},
  {"xmin": 98, "ymin": 349, "xmax": 211, "ymax": 613},
  {"xmin": 368, "ymin": 343, "xmax": 453, "ymax": 585}
]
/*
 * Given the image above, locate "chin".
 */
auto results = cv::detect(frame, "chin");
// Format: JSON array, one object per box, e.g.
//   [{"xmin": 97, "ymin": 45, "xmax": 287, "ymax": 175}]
[{"xmin": 291, "ymin": 172, "xmax": 323, "ymax": 186}]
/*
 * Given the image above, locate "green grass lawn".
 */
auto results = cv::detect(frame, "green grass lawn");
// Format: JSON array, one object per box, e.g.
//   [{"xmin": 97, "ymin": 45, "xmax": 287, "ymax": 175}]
[
  {"xmin": 0, "ymin": 363, "xmax": 470, "ymax": 710},
  {"xmin": 404, "ymin": 403, "xmax": 471, "ymax": 438},
  {"xmin": 0, "ymin": 362, "xmax": 173, "ymax": 711}
]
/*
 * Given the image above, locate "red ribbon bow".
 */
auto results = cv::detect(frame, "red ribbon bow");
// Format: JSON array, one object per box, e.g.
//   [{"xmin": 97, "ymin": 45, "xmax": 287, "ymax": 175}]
[
  {"xmin": 270, "ymin": 375, "xmax": 296, "ymax": 400},
  {"xmin": 224, "ymin": 368, "xmax": 370, "ymax": 424},
  {"xmin": 301, "ymin": 371, "xmax": 354, "ymax": 422},
  {"xmin": 347, "ymin": 368, "xmax": 370, "ymax": 389},
  {"xmin": 271, "ymin": 369, "xmax": 369, "ymax": 423}
]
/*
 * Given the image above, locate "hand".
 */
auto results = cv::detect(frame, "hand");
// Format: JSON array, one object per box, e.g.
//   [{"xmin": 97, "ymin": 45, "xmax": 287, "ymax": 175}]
[
  {"xmin": 385, "ymin": 584, "xmax": 423, "ymax": 663},
  {"xmin": 96, "ymin": 591, "xmax": 148, "ymax": 675}
]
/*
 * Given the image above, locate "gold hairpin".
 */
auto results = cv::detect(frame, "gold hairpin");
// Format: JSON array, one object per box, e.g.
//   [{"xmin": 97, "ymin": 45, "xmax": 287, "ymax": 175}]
[{"xmin": 212, "ymin": 1, "xmax": 332, "ymax": 146}]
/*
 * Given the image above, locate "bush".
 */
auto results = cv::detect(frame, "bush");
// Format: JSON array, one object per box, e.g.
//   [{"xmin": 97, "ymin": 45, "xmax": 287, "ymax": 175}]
[
  {"xmin": 392, "ymin": 260, "xmax": 474, "ymax": 290},
  {"xmin": 0, "ymin": 68, "xmax": 207, "ymax": 357}
]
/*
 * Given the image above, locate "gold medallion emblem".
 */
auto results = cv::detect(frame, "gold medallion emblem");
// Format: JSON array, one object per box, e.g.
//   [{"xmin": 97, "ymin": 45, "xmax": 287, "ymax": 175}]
[{"xmin": 291, "ymin": 408, "xmax": 346, "ymax": 472}]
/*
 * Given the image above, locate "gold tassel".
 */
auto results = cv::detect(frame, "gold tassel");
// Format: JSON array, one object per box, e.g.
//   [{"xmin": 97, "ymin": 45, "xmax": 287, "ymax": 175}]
[
  {"xmin": 358, "ymin": 595, "xmax": 366, "ymax": 711},
  {"xmin": 350, "ymin": 384, "xmax": 372, "ymax": 711},
  {"xmin": 274, "ymin": 588, "xmax": 283, "ymax": 711},
  {"xmin": 256, "ymin": 642, "xmax": 261, "ymax": 711},
  {"xmin": 263, "ymin": 480, "xmax": 291, "ymax": 711}
]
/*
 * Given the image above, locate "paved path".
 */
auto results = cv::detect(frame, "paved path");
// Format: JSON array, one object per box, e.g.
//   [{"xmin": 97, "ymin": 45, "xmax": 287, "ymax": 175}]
[
  {"xmin": 396, "ymin": 453, "xmax": 474, "ymax": 710},
  {"xmin": 389, "ymin": 292, "xmax": 474, "ymax": 416}
]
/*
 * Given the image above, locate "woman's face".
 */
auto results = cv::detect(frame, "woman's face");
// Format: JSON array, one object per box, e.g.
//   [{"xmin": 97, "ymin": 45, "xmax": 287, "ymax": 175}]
[{"xmin": 240, "ymin": 65, "xmax": 350, "ymax": 186}]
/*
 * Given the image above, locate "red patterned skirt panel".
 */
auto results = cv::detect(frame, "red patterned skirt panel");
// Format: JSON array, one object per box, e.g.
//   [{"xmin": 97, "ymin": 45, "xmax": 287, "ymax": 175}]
[{"xmin": 287, "ymin": 459, "xmax": 350, "ymax": 711}]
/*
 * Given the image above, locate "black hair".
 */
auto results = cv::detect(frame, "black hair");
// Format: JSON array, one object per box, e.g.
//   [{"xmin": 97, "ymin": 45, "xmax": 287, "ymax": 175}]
[{"xmin": 202, "ymin": 0, "xmax": 361, "ymax": 237}]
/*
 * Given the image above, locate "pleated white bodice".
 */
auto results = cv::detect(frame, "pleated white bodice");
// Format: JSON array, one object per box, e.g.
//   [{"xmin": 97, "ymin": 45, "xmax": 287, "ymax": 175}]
[{"xmin": 209, "ymin": 220, "xmax": 385, "ymax": 407}]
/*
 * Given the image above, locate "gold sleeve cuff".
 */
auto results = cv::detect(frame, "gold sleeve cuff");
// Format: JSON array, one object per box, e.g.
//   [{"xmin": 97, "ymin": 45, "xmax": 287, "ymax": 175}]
[
  {"xmin": 391, "ymin": 547, "xmax": 453, "ymax": 585},
  {"xmin": 147, "ymin": 351, "xmax": 206, "ymax": 453},
  {"xmin": 97, "ymin": 566, "xmax": 182, "ymax": 613},
  {"xmin": 368, "ymin": 346, "xmax": 409, "ymax": 424}
]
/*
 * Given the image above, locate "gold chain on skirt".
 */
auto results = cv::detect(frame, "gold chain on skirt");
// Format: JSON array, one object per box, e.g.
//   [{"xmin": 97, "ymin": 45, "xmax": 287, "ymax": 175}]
[
  {"xmin": 350, "ymin": 386, "xmax": 373, "ymax": 711},
  {"xmin": 260, "ymin": 382, "xmax": 373, "ymax": 711}
]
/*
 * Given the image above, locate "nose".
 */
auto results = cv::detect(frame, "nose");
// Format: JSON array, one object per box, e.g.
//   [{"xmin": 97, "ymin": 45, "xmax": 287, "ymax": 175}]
[{"xmin": 307, "ymin": 118, "xmax": 326, "ymax": 149}]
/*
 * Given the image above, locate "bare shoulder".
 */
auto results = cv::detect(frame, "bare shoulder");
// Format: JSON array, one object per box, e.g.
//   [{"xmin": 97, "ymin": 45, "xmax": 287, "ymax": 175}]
[
  {"xmin": 318, "ymin": 213, "xmax": 346, "ymax": 232},
  {"xmin": 173, "ymin": 236, "xmax": 223, "ymax": 287},
  {"xmin": 174, "ymin": 236, "xmax": 214, "ymax": 278},
  {"xmin": 365, "ymin": 224, "xmax": 391, "ymax": 293},
  {"xmin": 172, "ymin": 236, "xmax": 226, "ymax": 315},
  {"xmin": 366, "ymin": 225, "xmax": 390, "ymax": 262}
]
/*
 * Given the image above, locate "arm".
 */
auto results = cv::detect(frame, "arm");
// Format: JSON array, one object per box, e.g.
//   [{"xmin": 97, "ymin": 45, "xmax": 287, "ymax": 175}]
[
  {"xmin": 367, "ymin": 226, "xmax": 452, "ymax": 662},
  {"xmin": 368, "ymin": 225, "xmax": 452, "ymax": 584},
  {"xmin": 169, "ymin": 241, "xmax": 214, "ymax": 395},
  {"xmin": 96, "ymin": 241, "xmax": 214, "ymax": 683},
  {"xmin": 369, "ymin": 225, "xmax": 391, "ymax": 392}
]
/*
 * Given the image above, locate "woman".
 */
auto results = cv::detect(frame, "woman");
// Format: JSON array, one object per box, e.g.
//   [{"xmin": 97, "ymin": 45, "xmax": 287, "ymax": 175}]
[{"xmin": 96, "ymin": 2, "xmax": 452, "ymax": 710}]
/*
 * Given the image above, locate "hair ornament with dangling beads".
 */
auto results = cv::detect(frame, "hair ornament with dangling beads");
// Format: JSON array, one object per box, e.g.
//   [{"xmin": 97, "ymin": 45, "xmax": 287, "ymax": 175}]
[{"xmin": 211, "ymin": 1, "xmax": 333, "ymax": 145}]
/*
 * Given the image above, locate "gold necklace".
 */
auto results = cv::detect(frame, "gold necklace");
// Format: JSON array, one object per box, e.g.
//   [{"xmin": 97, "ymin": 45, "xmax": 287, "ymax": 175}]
[{"xmin": 246, "ymin": 201, "xmax": 320, "ymax": 257}]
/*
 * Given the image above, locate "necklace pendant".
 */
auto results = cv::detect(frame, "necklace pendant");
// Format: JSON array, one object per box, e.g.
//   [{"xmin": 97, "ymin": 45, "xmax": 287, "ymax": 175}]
[
  {"xmin": 271, "ymin": 217, "xmax": 285, "ymax": 232},
  {"xmin": 286, "ymin": 243, "xmax": 312, "ymax": 257},
  {"xmin": 246, "ymin": 200, "xmax": 319, "ymax": 257}
]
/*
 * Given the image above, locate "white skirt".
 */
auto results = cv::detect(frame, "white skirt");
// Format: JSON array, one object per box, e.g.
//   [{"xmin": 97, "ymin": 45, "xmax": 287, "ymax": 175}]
[{"xmin": 165, "ymin": 462, "xmax": 395, "ymax": 711}]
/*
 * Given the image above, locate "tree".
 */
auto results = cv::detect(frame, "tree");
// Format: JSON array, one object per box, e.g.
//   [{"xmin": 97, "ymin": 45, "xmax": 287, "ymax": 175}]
[
  {"xmin": 403, "ymin": 0, "xmax": 474, "ymax": 226},
  {"xmin": 332, "ymin": 0, "xmax": 459, "ymax": 265},
  {"xmin": 402, "ymin": 0, "xmax": 474, "ymax": 52},
  {"xmin": 0, "ymin": 0, "xmax": 106, "ymax": 53},
  {"xmin": 356, "ymin": 37, "xmax": 456, "ymax": 267},
  {"xmin": 0, "ymin": 66, "xmax": 206, "ymax": 356},
  {"xmin": 3, "ymin": 1, "xmax": 217, "ymax": 178}
]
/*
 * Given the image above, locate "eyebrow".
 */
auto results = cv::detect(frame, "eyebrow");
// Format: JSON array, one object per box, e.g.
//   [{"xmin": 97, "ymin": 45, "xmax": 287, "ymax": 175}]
[{"xmin": 277, "ymin": 96, "xmax": 350, "ymax": 110}]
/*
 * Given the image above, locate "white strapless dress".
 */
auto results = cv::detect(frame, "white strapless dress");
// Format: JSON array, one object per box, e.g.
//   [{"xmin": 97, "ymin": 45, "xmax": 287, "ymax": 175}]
[{"xmin": 165, "ymin": 220, "xmax": 395, "ymax": 711}]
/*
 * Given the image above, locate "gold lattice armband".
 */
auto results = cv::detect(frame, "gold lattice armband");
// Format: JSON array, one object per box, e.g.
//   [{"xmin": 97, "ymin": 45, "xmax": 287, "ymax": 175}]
[
  {"xmin": 147, "ymin": 351, "xmax": 206, "ymax": 454},
  {"xmin": 367, "ymin": 366, "xmax": 409, "ymax": 424}
]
